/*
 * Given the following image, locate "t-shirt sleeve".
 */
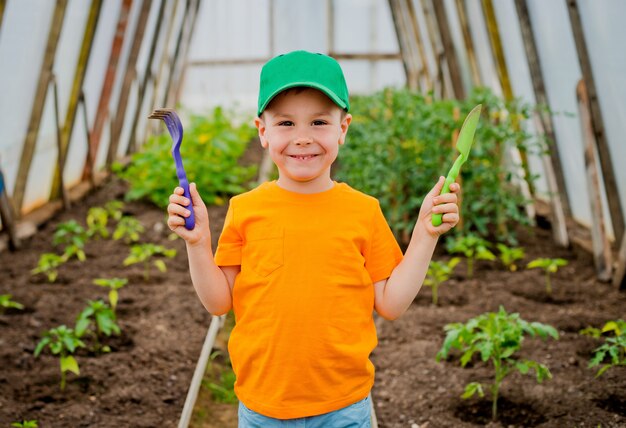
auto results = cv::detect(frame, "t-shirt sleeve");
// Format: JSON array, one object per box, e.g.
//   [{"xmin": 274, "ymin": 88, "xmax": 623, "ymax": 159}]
[
  {"xmin": 364, "ymin": 201, "xmax": 404, "ymax": 283},
  {"xmin": 214, "ymin": 199, "xmax": 242, "ymax": 266}
]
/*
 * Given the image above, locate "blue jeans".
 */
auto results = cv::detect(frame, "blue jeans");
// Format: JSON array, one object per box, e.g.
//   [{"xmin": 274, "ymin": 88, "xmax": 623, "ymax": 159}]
[{"xmin": 238, "ymin": 396, "xmax": 372, "ymax": 428}]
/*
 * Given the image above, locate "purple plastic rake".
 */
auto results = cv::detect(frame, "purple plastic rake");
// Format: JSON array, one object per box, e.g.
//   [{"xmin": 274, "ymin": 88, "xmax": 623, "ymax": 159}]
[{"xmin": 148, "ymin": 108, "xmax": 195, "ymax": 230}]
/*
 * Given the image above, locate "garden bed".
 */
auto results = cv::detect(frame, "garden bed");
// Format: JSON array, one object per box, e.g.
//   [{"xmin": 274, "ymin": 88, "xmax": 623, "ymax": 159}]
[
  {"xmin": 0, "ymin": 140, "xmax": 262, "ymax": 426},
  {"xmin": 371, "ymin": 224, "xmax": 626, "ymax": 427}
]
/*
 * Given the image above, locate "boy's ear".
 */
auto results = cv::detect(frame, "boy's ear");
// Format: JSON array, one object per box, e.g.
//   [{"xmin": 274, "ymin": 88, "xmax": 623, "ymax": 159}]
[
  {"xmin": 254, "ymin": 116, "xmax": 268, "ymax": 149},
  {"xmin": 338, "ymin": 113, "xmax": 352, "ymax": 145}
]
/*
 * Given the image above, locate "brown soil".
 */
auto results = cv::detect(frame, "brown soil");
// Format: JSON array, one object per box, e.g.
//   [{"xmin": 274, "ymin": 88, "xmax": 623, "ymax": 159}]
[
  {"xmin": 0, "ymin": 140, "xmax": 262, "ymax": 427},
  {"xmin": 372, "ymin": 225, "xmax": 626, "ymax": 427},
  {"xmin": 1, "ymin": 137, "xmax": 624, "ymax": 427}
]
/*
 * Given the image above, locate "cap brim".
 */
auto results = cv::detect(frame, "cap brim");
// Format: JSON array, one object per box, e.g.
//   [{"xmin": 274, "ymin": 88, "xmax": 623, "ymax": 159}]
[{"xmin": 258, "ymin": 82, "xmax": 348, "ymax": 116}]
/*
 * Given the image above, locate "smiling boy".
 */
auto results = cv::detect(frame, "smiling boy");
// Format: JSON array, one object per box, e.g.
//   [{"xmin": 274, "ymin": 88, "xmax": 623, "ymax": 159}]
[{"xmin": 167, "ymin": 50, "xmax": 460, "ymax": 427}]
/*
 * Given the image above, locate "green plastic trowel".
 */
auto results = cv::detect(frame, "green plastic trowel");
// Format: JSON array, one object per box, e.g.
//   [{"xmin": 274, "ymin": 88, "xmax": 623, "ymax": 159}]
[{"xmin": 431, "ymin": 104, "xmax": 482, "ymax": 227}]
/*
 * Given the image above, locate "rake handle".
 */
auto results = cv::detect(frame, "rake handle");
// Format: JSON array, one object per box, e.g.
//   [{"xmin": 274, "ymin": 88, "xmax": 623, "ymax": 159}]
[{"xmin": 178, "ymin": 177, "xmax": 195, "ymax": 230}]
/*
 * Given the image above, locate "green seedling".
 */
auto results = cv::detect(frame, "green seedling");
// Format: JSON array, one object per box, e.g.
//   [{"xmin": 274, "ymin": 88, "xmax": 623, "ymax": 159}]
[
  {"xmin": 113, "ymin": 216, "xmax": 145, "ymax": 244},
  {"xmin": 0, "ymin": 294, "xmax": 25, "ymax": 313},
  {"xmin": 11, "ymin": 421, "xmax": 38, "ymax": 428},
  {"xmin": 424, "ymin": 258, "xmax": 460, "ymax": 305},
  {"xmin": 123, "ymin": 243, "xmax": 176, "ymax": 280},
  {"xmin": 93, "ymin": 277, "xmax": 128, "ymax": 310},
  {"xmin": 104, "ymin": 200, "xmax": 125, "ymax": 222},
  {"xmin": 76, "ymin": 300, "xmax": 121, "ymax": 353},
  {"xmin": 436, "ymin": 306, "xmax": 558, "ymax": 421},
  {"xmin": 581, "ymin": 320, "xmax": 626, "ymax": 377},
  {"xmin": 496, "ymin": 243, "xmax": 525, "ymax": 272},
  {"xmin": 446, "ymin": 234, "xmax": 495, "ymax": 277},
  {"xmin": 86, "ymin": 207, "xmax": 110, "ymax": 239},
  {"xmin": 203, "ymin": 350, "xmax": 238, "ymax": 404},
  {"xmin": 34, "ymin": 325, "xmax": 85, "ymax": 391},
  {"xmin": 53, "ymin": 220, "xmax": 89, "ymax": 261},
  {"xmin": 31, "ymin": 253, "xmax": 65, "ymax": 282},
  {"xmin": 526, "ymin": 257, "xmax": 568, "ymax": 295}
]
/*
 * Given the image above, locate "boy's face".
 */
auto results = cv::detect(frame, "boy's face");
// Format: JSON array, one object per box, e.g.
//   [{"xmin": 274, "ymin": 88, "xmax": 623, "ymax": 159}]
[{"xmin": 255, "ymin": 88, "xmax": 352, "ymax": 192}]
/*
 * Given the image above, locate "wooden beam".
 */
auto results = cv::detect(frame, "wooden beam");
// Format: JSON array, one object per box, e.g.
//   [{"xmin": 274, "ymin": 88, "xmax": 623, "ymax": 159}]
[
  {"xmin": 329, "ymin": 52, "xmax": 402, "ymax": 61},
  {"xmin": 162, "ymin": 0, "xmax": 192, "ymax": 107},
  {"xmin": 420, "ymin": 0, "xmax": 444, "ymax": 95},
  {"xmin": 50, "ymin": 0, "xmax": 103, "ymax": 201},
  {"xmin": 387, "ymin": 0, "xmax": 415, "ymax": 90},
  {"xmin": 514, "ymin": 0, "xmax": 572, "ymax": 224},
  {"xmin": 405, "ymin": 0, "xmax": 432, "ymax": 91},
  {"xmin": 0, "ymin": 167, "xmax": 20, "ymax": 250},
  {"xmin": 83, "ymin": 0, "xmax": 133, "ymax": 181},
  {"xmin": 106, "ymin": 0, "xmax": 152, "ymax": 169},
  {"xmin": 13, "ymin": 0, "xmax": 68, "ymax": 215},
  {"xmin": 143, "ymin": 0, "xmax": 179, "ymax": 142},
  {"xmin": 615, "ymin": 232, "xmax": 626, "ymax": 290},
  {"xmin": 171, "ymin": 0, "xmax": 202, "ymax": 106},
  {"xmin": 0, "ymin": 0, "xmax": 6, "ymax": 34},
  {"xmin": 567, "ymin": 0, "xmax": 624, "ymax": 246},
  {"xmin": 454, "ymin": 0, "xmax": 481, "ymax": 87},
  {"xmin": 432, "ymin": 0, "xmax": 465, "ymax": 99},
  {"xmin": 577, "ymin": 79, "xmax": 612, "ymax": 282},
  {"xmin": 126, "ymin": 0, "xmax": 166, "ymax": 154}
]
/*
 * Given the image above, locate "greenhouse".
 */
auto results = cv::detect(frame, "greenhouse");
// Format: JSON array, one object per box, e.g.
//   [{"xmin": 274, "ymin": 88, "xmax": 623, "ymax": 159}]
[{"xmin": 0, "ymin": 0, "xmax": 624, "ymax": 427}]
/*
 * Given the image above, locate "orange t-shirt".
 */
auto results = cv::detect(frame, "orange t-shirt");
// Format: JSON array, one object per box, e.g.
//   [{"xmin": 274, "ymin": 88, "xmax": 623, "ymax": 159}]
[{"xmin": 214, "ymin": 181, "xmax": 403, "ymax": 419}]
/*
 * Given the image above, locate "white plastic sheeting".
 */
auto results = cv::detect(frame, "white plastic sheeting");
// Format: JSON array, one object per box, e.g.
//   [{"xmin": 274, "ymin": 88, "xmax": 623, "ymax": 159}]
[
  {"xmin": 0, "ymin": 0, "xmax": 624, "ymax": 236},
  {"xmin": 180, "ymin": 0, "xmax": 625, "ymax": 236}
]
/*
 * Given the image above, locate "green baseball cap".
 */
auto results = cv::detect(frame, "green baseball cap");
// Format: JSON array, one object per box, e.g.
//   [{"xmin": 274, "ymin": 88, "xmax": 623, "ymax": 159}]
[{"xmin": 257, "ymin": 50, "xmax": 350, "ymax": 116}]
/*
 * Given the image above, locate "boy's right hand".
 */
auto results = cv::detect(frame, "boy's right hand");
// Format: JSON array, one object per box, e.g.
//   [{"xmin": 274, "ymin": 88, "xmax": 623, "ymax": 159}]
[{"xmin": 167, "ymin": 182, "xmax": 209, "ymax": 246}]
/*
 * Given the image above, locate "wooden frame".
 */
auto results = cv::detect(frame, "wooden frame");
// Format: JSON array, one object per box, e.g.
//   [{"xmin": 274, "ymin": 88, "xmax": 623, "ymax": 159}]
[
  {"xmin": 567, "ymin": 0, "xmax": 624, "ymax": 246},
  {"xmin": 432, "ymin": 0, "xmax": 465, "ymax": 99},
  {"xmin": 577, "ymin": 79, "xmax": 612, "ymax": 281},
  {"xmin": 13, "ymin": 0, "xmax": 68, "ymax": 215},
  {"xmin": 83, "ymin": 0, "xmax": 133, "ymax": 182},
  {"xmin": 514, "ymin": 0, "xmax": 570, "ymax": 246},
  {"xmin": 454, "ymin": 0, "xmax": 481, "ymax": 87},
  {"xmin": 106, "ymin": 0, "xmax": 153, "ymax": 169},
  {"xmin": 126, "ymin": 0, "xmax": 167, "ymax": 155},
  {"xmin": 50, "ymin": 0, "xmax": 103, "ymax": 200}
]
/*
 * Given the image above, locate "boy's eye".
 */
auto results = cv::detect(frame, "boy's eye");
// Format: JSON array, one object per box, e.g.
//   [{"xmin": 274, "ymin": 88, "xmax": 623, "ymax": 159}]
[
  {"xmin": 312, "ymin": 120, "xmax": 328, "ymax": 126},
  {"xmin": 278, "ymin": 121, "xmax": 294, "ymax": 126}
]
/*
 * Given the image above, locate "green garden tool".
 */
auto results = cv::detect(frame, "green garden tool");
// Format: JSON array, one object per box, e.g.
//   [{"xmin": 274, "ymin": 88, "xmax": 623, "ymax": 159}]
[{"xmin": 432, "ymin": 104, "xmax": 482, "ymax": 227}]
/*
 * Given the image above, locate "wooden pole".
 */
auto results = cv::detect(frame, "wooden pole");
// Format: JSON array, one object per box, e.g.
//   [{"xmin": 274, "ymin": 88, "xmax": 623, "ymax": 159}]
[
  {"xmin": 50, "ymin": 74, "xmax": 70, "ymax": 209},
  {"xmin": 514, "ymin": 0, "xmax": 570, "ymax": 246},
  {"xmin": 143, "ymin": 0, "xmax": 179, "ymax": 142},
  {"xmin": 50, "ymin": 0, "xmax": 103, "ymax": 201},
  {"xmin": 454, "ymin": 0, "xmax": 481, "ymax": 87},
  {"xmin": 0, "ymin": 167, "xmax": 20, "ymax": 250},
  {"xmin": 170, "ymin": 0, "xmax": 202, "ymax": 107},
  {"xmin": 0, "ymin": 0, "xmax": 6, "ymax": 34},
  {"xmin": 126, "ymin": 0, "xmax": 166, "ymax": 155},
  {"xmin": 83, "ymin": 0, "xmax": 132, "ymax": 181},
  {"xmin": 577, "ymin": 80, "xmax": 612, "ymax": 282},
  {"xmin": 13, "ymin": 0, "xmax": 68, "ymax": 215},
  {"xmin": 388, "ymin": 0, "xmax": 415, "ymax": 90},
  {"xmin": 421, "ymin": 0, "xmax": 444, "ymax": 96},
  {"xmin": 163, "ymin": 0, "xmax": 192, "ymax": 108},
  {"xmin": 481, "ymin": 0, "xmax": 535, "ymax": 195},
  {"xmin": 614, "ymin": 233, "xmax": 626, "ymax": 290},
  {"xmin": 405, "ymin": 0, "xmax": 432, "ymax": 91},
  {"xmin": 106, "ymin": 0, "xmax": 153, "ymax": 169},
  {"xmin": 431, "ymin": 0, "xmax": 465, "ymax": 99},
  {"xmin": 567, "ymin": 0, "xmax": 624, "ymax": 246}
]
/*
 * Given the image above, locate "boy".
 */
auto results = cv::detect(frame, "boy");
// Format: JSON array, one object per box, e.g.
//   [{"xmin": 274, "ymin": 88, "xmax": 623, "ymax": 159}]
[{"xmin": 167, "ymin": 50, "xmax": 460, "ymax": 427}]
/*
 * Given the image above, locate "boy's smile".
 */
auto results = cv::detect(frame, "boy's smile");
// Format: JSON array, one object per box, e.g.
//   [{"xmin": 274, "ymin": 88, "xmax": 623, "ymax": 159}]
[{"xmin": 255, "ymin": 88, "xmax": 352, "ymax": 194}]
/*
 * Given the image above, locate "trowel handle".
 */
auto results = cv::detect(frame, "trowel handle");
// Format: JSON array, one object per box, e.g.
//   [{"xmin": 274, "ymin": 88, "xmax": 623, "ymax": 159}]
[
  {"xmin": 432, "ymin": 155, "xmax": 464, "ymax": 226},
  {"xmin": 431, "ymin": 175, "xmax": 455, "ymax": 227},
  {"xmin": 179, "ymin": 178, "xmax": 195, "ymax": 230}
]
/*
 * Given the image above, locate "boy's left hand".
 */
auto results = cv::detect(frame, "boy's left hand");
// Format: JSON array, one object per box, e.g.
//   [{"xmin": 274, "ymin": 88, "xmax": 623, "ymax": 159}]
[{"xmin": 417, "ymin": 176, "xmax": 461, "ymax": 237}]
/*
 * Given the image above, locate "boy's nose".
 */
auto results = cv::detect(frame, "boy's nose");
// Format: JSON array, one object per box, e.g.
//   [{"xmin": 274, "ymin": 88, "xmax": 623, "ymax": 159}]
[{"xmin": 294, "ymin": 136, "xmax": 313, "ymax": 146}]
